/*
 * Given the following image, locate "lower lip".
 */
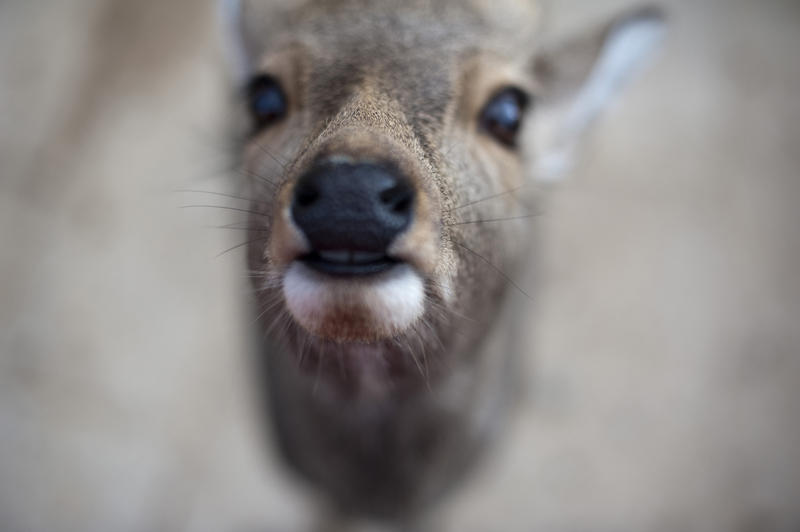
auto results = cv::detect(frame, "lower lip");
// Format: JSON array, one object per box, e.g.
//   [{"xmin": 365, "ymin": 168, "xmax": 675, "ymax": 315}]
[
  {"xmin": 281, "ymin": 261, "xmax": 426, "ymax": 342},
  {"xmin": 301, "ymin": 253, "xmax": 400, "ymax": 277}
]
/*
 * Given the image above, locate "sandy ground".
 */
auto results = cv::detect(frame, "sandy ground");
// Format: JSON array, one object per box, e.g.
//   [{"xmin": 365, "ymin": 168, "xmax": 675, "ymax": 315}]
[{"xmin": 1, "ymin": 1, "xmax": 799, "ymax": 531}]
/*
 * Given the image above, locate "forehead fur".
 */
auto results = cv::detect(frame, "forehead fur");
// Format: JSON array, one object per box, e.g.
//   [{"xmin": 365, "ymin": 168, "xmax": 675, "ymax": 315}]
[
  {"xmin": 236, "ymin": 0, "xmax": 544, "ymax": 144},
  {"xmin": 241, "ymin": 0, "xmax": 543, "ymax": 56}
]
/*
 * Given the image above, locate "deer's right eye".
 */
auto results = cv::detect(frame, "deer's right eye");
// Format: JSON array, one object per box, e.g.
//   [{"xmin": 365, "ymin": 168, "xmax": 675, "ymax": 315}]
[
  {"xmin": 479, "ymin": 87, "xmax": 530, "ymax": 148},
  {"xmin": 246, "ymin": 75, "xmax": 288, "ymax": 131}
]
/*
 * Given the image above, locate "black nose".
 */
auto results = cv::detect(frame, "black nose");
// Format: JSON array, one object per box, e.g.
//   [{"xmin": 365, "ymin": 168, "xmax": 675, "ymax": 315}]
[{"xmin": 291, "ymin": 161, "xmax": 415, "ymax": 275}]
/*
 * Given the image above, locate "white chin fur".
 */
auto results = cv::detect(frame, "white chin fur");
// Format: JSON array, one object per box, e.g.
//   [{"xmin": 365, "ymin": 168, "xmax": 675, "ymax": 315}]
[{"xmin": 282, "ymin": 263, "xmax": 425, "ymax": 342}]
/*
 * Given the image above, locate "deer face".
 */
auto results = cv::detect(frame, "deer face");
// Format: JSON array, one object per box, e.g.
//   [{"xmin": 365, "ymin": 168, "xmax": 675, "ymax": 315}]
[{"xmin": 222, "ymin": 0, "xmax": 664, "ymax": 392}]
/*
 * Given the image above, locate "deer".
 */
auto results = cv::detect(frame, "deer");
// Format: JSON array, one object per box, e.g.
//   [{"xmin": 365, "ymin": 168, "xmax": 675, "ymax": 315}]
[{"xmin": 219, "ymin": 0, "xmax": 665, "ymax": 529}]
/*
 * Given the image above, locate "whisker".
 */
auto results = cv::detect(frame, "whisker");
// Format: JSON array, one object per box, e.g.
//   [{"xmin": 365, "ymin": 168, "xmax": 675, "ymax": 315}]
[
  {"xmin": 216, "ymin": 236, "xmax": 270, "ymax": 257},
  {"xmin": 235, "ymin": 167, "xmax": 279, "ymax": 189},
  {"xmin": 207, "ymin": 222, "xmax": 271, "ymax": 233},
  {"xmin": 446, "ymin": 213, "xmax": 542, "ymax": 227},
  {"xmin": 297, "ymin": 328, "xmax": 312, "ymax": 369},
  {"xmin": 391, "ymin": 335, "xmax": 426, "ymax": 383},
  {"xmin": 313, "ymin": 341, "xmax": 326, "ymax": 396},
  {"xmin": 183, "ymin": 157, "xmax": 241, "ymax": 183},
  {"xmin": 423, "ymin": 282, "xmax": 469, "ymax": 327},
  {"xmin": 255, "ymin": 279, "xmax": 285, "ymax": 292},
  {"xmin": 244, "ymin": 269, "xmax": 267, "ymax": 278},
  {"xmin": 180, "ymin": 204, "xmax": 269, "ymax": 218},
  {"xmin": 452, "ymin": 240, "xmax": 533, "ymax": 301},
  {"xmin": 414, "ymin": 318, "xmax": 432, "ymax": 376},
  {"xmin": 264, "ymin": 308, "xmax": 291, "ymax": 341},
  {"xmin": 406, "ymin": 333, "xmax": 426, "ymax": 380},
  {"xmin": 245, "ymin": 268, "xmax": 282, "ymax": 284},
  {"xmin": 445, "ymin": 307, "xmax": 479, "ymax": 325},
  {"xmin": 424, "ymin": 295, "xmax": 478, "ymax": 326},
  {"xmin": 255, "ymin": 143, "xmax": 289, "ymax": 170},
  {"xmin": 277, "ymin": 311, "xmax": 295, "ymax": 343},
  {"xmin": 173, "ymin": 188, "xmax": 254, "ymax": 203},
  {"xmin": 252, "ymin": 293, "xmax": 285, "ymax": 327},
  {"xmin": 446, "ymin": 184, "xmax": 528, "ymax": 213},
  {"xmin": 412, "ymin": 324, "xmax": 434, "ymax": 388},
  {"xmin": 191, "ymin": 155, "xmax": 279, "ymax": 189}
]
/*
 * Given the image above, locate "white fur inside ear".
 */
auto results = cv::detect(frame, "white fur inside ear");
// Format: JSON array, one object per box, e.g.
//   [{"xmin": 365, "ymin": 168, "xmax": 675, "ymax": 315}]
[
  {"xmin": 537, "ymin": 13, "xmax": 666, "ymax": 182},
  {"xmin": 218, "ymin": 0, "xmax": 251, "ymax": 83},
  {"xmin": 568, "ymin": 14, "xmax": 666, "ymax": 135}
]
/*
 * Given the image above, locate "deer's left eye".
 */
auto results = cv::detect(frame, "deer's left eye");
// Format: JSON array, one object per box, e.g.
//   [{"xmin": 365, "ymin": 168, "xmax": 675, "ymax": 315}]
[
  {"xmin": 246, "ymin": 75, "xmax": 288, "ymax": 131},
  {"xmin": 479, "ymin": 87, "xmax": 530, "ymax": 148}
]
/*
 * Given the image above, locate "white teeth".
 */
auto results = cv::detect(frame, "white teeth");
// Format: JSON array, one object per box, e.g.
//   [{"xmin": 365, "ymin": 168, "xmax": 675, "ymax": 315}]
[
  {"xmin": 318, "ymin": 250, "xmax": 351, "ymax": 264},
  {"xmin": 317, "ymin": 250, "xmax": 387, "ymax": 264},
  {"xmin": 351, "ymin": 251, "xmax": 385, "ymax": 264}
]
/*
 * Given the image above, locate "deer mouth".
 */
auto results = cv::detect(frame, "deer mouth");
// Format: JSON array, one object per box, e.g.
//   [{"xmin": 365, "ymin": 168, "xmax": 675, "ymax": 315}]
[
  {"xmin": 301, "ymin": 249, "xmax": 401, "ymax": 277},
  {"xmin": 267, "ymin": 155, "xmax": 436, "ymax": 343},
  {"xmin": 281, "ymin": 259, "xmax": 425, "ymax": 343}
]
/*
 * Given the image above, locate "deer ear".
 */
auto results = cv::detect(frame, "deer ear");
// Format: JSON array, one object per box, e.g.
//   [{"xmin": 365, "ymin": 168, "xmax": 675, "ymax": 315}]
[
  {"xmin": 532, "ymin": 6, "xmax": 666, "ymax": 182},
  {"xmin": 218, "ymin": 0, "xmax": 252, "ymax": 83}
]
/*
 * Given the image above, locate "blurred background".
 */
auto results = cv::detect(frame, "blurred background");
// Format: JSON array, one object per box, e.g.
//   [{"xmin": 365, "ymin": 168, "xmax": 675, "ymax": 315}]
[{"xmin": 1, "ymin": 0, "xmax": 799, "ymax": 531}]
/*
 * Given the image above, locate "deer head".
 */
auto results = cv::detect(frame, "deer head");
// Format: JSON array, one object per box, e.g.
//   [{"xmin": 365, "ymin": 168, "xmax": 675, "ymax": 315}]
[{"xmin": 221, "ymin": 0, "xmax": 665, "ymax": 395}]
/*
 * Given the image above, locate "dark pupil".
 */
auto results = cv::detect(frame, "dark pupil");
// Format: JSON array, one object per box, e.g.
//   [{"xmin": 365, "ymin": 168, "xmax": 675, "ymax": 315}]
[
  {"xmin": 482, "ymin": 89, "xmax": 527, "ymax": 147},
  {"xmin": 248, "ymin": 76, "xmax": 287, "ymax": 128}
]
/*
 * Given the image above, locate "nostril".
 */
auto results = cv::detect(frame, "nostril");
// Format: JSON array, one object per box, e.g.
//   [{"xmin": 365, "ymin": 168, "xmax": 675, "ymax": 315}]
[
  {"xmin": 392, "ymin": 195, "xmax": 413, "ymax": 214},
  {"xmin": 380, "ymin": 183, "xmax": 415, "ymax": 214},
  {"xmin": 295, "ymin": 183, "xmax": 319, "ymax": 208},
  {"xmin": 291, "ymin": 162, "xmax": 415, "ymax": 261}
]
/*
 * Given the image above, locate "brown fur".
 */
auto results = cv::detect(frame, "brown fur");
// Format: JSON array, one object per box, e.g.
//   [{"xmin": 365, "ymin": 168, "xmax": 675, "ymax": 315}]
[{"xmin": 227, "ymin": 0, "xmax": 661, "ymax": 527}]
